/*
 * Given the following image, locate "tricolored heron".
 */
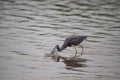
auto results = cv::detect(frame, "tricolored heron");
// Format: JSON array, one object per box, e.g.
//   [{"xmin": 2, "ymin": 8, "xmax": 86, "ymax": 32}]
[{"xmin": 51, "ymin": 35, "xmax": 87, "ymax": 59}]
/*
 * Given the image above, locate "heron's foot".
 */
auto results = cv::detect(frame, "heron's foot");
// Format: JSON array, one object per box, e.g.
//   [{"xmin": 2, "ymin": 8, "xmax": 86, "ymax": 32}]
[{"xmin": 78, "ymin": 45, "xmax": 84, "ymax": 56}]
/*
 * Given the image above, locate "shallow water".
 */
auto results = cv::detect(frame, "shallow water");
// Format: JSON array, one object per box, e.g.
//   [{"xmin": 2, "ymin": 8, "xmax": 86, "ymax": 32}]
[{"xmin": 0, "ymin": 0, "xmax": 120, "ymax": 80}]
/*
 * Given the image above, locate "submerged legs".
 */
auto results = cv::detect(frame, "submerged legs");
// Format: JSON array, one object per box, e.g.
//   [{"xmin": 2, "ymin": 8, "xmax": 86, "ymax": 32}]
[
  {"xmin": 74, "ymin": 46, "xmax": 78, "ymax": 60},
  {"xmin": 79, "ymin": 45, "xmax": 84, "ymax": 56},
  {"xmin": 73, "ymin": 45, "xmax": 84, "ymax": 59}
]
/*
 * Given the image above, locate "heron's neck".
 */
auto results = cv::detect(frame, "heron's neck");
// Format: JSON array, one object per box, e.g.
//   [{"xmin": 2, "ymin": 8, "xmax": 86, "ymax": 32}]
[
  {"xmin": 55, "ymin": 43, "xmax": 67, "ymax": 52},
  {"xmin": 56, "ymin": 45, "xmax": 61, "ymax": 51}
]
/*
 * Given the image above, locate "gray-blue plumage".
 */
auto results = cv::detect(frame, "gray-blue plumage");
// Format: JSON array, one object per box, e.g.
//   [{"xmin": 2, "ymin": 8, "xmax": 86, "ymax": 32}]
[{"xmin": 51, "ymin": 35, "xmax": 87, "ymax": 53}]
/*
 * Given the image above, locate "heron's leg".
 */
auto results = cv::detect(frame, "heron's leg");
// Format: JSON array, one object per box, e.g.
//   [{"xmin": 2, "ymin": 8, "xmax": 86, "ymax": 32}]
[
  {"xmin": 78, "ymin": 45, "xmax": 84, "ymax": 57},
  {"xmin": 74, "ymin": 46, "xmax": 78, "ymax": 60}
]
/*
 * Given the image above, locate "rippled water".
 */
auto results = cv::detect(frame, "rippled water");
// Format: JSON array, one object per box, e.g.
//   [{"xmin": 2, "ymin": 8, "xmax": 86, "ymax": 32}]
[{"xmin": 0, "ymin": 0, "xmax": 120, "ymax": 80}]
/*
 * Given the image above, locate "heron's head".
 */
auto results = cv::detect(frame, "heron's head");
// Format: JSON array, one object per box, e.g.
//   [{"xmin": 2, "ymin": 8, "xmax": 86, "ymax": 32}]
[
  {"xmin": 55, "ymin": 45, "xmax": 59, "ymax": 48},
  {"xmin": 50, "ymin": 47, "xmax": 56, "ymax": 55},
  {"xmin": 51, "ymin": 45, "xmax": 59, "ymax": 54}
]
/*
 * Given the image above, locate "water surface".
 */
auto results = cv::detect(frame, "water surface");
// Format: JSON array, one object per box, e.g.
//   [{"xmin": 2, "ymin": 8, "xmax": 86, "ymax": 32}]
[{"xmin": 0, "ymin": 0, "xmax": 120, "ymax": 80}]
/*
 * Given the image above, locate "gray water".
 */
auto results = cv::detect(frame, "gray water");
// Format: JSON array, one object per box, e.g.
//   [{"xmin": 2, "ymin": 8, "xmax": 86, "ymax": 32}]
[{"xmin": 0, "ymin": 0, "xmax": 120, "ymax": 80}]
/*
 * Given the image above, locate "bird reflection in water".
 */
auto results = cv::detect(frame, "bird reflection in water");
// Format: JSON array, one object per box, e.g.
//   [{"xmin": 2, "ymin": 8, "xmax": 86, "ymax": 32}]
[
  {"xmin": 57, "ymin": 55, "xmax": 88, "ymax": 67},
  {"xmin": 45, "ymin": 53, "xmax": 88, "ymax": 67}
]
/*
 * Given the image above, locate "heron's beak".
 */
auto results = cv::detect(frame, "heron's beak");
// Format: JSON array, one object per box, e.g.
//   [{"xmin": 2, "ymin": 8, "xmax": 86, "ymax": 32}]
[{"xmin": 51, "ymin": 48, "xmax": 56, "ymax": 55}]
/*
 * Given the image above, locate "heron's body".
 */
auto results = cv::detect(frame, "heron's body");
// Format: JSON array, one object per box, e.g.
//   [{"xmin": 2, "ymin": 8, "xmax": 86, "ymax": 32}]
[
  {"xmin": 55, "ymin": 35, "xmax": 87, "ymax": 51},
  {"xmin": 51, "ymin": 35, "xmax": 87, "ymax": 59}
]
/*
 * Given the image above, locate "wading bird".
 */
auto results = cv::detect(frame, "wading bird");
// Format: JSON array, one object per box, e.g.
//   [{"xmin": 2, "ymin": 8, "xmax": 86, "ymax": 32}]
[{"xmin": 51, "ymin": 35, "xmax": 87, "ymax": 59}]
